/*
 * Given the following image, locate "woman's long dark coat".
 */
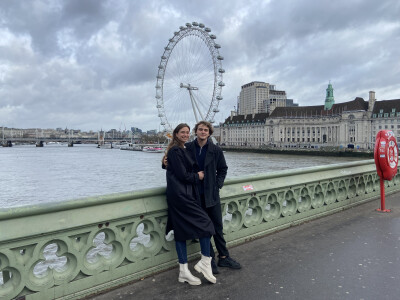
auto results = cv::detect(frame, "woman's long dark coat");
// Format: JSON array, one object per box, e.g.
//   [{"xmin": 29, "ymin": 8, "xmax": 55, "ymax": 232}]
[{"xmin": 165, "ymin": 146, "xmax": 215, "ymax": 241}]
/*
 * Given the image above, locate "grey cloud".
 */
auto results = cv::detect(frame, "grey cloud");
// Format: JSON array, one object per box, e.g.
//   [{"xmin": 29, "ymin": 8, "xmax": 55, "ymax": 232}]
[{"xmin": 1, "ymin": 0, "xmax": 399, "ymax": 131}]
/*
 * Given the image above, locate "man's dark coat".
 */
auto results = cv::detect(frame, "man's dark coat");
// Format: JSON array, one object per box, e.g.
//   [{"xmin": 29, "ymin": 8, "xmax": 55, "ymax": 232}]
[{"xmin": 185, "ymin": 139, "xmax": 228, "ymax": 208}]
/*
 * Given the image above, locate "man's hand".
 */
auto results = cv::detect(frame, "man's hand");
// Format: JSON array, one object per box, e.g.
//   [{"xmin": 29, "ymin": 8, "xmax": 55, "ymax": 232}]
[
  {"xmin": 163, "ymin": 155, "xmax": 168, "ymax": 167},
  {"xmin": 198, "ymin": 171, "xmax": 204, "ymax": 180}
]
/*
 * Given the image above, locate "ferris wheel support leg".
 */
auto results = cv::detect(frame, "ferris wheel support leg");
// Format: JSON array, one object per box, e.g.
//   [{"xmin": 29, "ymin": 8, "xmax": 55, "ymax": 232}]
[
  {"xmin": 189, "ymin": 91, "xmax": 199, "ymax": 123},
  {"xmin": 376, "ymin": 177, "xmax": 391, "ymax": 212},
  {"xmin": 189, "ymin": 89, "xmax": 203, "ymax": 123},
  {"xmin": 192, "ymin": 94, "xmax": 204, "ymax": 121}
]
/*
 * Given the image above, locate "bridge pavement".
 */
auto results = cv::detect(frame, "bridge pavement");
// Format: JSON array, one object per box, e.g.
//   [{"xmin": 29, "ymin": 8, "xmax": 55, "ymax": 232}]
[{"xmin": 89, "ymin": 192, "xmax": 400, "ymax": 300}]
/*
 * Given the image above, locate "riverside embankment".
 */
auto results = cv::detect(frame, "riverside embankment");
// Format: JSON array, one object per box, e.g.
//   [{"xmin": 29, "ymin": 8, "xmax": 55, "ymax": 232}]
[{"xmin": 222, "ymin": 146, "xmax": 374, "ymax": 158}]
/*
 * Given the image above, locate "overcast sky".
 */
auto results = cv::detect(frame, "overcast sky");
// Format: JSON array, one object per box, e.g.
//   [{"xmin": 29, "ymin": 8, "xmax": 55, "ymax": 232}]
[{"xmin": 1, "ymin": 0, "xmax": 399, "ymax": 132}]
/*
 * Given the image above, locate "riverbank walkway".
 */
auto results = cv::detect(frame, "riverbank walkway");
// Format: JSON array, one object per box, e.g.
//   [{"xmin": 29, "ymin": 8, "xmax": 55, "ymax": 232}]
[{"xmin": 90, "ymin": 192, "xmax": 400, "ymax": 300}]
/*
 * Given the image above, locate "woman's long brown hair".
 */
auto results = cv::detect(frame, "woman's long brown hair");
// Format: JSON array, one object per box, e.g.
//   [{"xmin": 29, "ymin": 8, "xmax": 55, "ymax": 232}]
[{"xmin": 162, "ymin": 123, "xmax": 190, "ymax": 163}]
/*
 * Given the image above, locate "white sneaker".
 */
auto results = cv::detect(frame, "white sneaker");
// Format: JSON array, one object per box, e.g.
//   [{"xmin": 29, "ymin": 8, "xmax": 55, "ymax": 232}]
[
  {"xmin": 194, "ymin": 255, "xmax": 217, "ymax": 284},
  {"xmin": 178, "ymin": 263, "xmax": 201, "ymax": 285}
]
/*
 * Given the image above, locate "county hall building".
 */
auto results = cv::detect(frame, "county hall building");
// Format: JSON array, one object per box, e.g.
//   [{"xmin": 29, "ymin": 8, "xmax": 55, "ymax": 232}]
[{"xmin": 220, "ymin": 83, "xmax": 400, "ymax": 150}]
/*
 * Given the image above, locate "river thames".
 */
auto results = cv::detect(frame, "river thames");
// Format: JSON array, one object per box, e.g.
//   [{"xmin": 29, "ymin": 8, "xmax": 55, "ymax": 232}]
[{"xmin": 1, "ymin": 144, "xmax": 366, "ymax": 208}]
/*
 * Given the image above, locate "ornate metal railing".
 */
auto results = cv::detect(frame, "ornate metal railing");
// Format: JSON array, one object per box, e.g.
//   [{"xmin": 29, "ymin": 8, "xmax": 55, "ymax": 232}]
[{"xmin": 1, "ymin": 159, "xmax": 399, "ymax": 299}]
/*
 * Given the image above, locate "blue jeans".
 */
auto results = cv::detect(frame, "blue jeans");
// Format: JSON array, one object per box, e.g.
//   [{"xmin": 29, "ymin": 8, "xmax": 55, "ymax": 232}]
[{"xmin": 175, "ymin": 237, "xmax": 211, "ymax": 264}]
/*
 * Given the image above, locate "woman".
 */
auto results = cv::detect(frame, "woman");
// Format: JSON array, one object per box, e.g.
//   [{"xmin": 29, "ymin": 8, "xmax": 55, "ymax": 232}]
[{"xmin": 165, "ymin": 123, "xmax": 216, "ymax": 285}]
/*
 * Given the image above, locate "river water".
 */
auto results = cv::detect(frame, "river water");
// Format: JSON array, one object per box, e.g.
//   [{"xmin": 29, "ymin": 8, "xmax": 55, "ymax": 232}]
[{"xmin": 0, "ymin": 144, "xmax": 365, "ymax": 208}]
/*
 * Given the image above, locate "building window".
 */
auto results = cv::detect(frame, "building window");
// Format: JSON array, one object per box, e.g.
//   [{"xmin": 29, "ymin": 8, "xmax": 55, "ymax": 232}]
[
  {"xmin": 384, "ymin": 113, "xmax": 389, "ymax": 118},
  {"xmin": 373, "ymin": 114, "xmax": 377, "ymax": 118}
]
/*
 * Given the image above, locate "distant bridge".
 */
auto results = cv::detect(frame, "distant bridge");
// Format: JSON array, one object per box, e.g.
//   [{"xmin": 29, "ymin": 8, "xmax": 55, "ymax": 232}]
[{"xmin": 2, "ymin": 137, "xmax": 126, "ymax": 144}]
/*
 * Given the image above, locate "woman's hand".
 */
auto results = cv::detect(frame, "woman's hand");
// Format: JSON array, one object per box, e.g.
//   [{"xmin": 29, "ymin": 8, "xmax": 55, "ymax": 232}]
[{"xmin": 198, "ymin": 171, "xmax": 204, "ymax": 180}]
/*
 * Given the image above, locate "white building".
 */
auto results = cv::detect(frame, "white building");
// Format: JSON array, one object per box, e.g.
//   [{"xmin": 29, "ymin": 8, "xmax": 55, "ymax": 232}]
[
  {"xmin": 238, "ymin": 81, "xmax": 270, "ymax": 115},
  {"xmin": 221, "ymin": 112, "xmax": 269, "ymax": 147},
  {"xmin": 222, "ymin": 85, "xmax": 400, "ymax": 150},
  {"xmin": 266, "ymin": 84, "xmax": 291, "ymax": 113},
  {"xmin": 238, "ymin": 81, "xmax": 295, "ymax": 115}
]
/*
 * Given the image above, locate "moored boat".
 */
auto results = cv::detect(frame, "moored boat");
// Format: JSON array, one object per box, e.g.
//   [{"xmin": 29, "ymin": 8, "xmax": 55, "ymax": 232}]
[
  {"xmin": 120, "ymin": 143, "xmax": 142, "ymax": 151},
  {"xmin": 142, "ymin": 146, "xmax": 165, "ymax": 153}
]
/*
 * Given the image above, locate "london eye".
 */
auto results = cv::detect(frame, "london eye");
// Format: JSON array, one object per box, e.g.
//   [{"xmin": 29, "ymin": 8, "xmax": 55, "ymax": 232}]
[{"xmin": 155, "ymin": 22, "xmax": 225, "ymax": 133}]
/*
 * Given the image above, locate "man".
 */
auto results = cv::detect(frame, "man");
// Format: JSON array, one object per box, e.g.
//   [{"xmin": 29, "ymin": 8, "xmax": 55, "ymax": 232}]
[{"xmin": 164, "ymin": 121, "xmax": 241, "ymax": 274}]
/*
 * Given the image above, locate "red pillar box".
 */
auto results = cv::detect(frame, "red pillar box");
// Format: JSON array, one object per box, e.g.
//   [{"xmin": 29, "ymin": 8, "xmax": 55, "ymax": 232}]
[{"xmin": 374, "ymin": 130, "xmax": 398, "ymax": 212}]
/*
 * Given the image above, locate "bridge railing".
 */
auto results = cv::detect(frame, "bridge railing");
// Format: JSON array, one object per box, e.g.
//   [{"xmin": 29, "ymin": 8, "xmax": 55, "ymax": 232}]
[{"xmin": 1, "ymin": 159, "xmax": 399, "ymax": 300}]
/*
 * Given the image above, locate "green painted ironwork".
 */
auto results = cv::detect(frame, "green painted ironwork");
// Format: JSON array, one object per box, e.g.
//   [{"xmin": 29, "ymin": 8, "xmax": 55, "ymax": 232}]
[{"xmin": 0, "ymin": 159, "xmax": 399, "ymax": 299}]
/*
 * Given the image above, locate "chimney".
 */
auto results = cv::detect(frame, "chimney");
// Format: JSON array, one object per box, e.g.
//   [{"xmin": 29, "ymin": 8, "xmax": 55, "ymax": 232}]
[
  {"xmin": 368, "ymin": 91, "xmax": 376, "ymax": 112},
  {"xmin": 230, "ymin": 110, "xmax": 237, "ymax": 120}
]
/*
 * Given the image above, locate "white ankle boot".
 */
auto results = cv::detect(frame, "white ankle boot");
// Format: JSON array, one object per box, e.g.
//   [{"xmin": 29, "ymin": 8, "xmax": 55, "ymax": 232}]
[
  {"xmin": 194, "ymin": 255, "xmax": 216, "ymax": 284},
  {"xmin": 178, "ymin": 263, "xmax": 201, "ymax": 285}
]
